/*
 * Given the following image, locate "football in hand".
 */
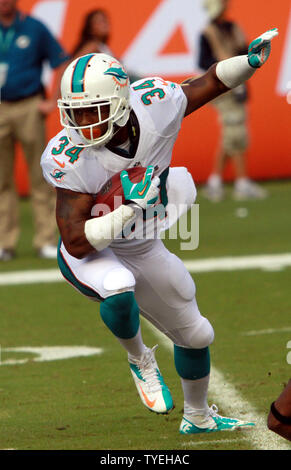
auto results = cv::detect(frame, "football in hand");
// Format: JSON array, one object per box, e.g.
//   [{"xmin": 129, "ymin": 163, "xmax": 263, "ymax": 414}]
[{"xmin": 92, "ymin": 166, "xmax": 147, "ymax": 217}]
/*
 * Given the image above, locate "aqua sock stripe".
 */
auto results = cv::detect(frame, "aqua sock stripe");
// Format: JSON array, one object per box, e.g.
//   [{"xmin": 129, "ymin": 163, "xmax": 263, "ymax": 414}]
[
  {"xmin": 100, "ymin": 292, "xmax": 140, "ymax": 339},
  {"xmin": 174, "ymin": 345, "xmax": 210, "ymax": 380},
  {"xmin": 71, "ymin": 54, "xmax": 95, "ymax": 93}
]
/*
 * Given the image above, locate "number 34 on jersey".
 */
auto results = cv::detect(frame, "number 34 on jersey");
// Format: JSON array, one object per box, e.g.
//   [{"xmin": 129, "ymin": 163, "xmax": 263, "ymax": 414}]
[
  {"xmin": 133, "ymin": 78, "xmax": 177, "ymax": 105},
  {"xmin": 51, "ymin": 136, "xmax": 84, "ymax": 167}
]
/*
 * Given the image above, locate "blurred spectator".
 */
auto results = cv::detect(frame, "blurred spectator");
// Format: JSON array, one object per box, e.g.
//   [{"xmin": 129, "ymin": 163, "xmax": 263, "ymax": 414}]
[
  {"xmin": 72, "ymin": 9, "xmax": 140, "ymax": 83},
  {"xmin": 267, "ymin": 379, "xmax": 291, "ymax": 442},
  {"xmin": 199, "ymin": 0, "xmax": 267, "ymax": 201},
  {"xmin": 72, "ymin": 8, "xmax": 113, "ymax": 58},
  {"xmin": 0, "ymin": 0, "xmax": 69, "ymax": 261}
]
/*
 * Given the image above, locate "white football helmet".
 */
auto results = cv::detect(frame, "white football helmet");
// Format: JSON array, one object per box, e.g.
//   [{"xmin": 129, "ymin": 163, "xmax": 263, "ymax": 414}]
[
  {"xmin": 203, "ymin": 0, "xmax": 226, "ymax": 20},
  {"xmin": 58, "ymin": 53, "xmax": 131, "ymax": 148}
]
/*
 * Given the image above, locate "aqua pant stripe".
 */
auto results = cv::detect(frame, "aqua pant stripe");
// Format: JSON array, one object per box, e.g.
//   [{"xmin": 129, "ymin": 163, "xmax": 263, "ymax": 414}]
[
  {"xmin": 100, "ymin": 292, "xmax": 140, "ymax": 339},
  {"xmin": 174, "ymin": 345, "xmax": 210, "ymax": 380},
  {"xmin": 159, "ymin": 166, "xmax": 169, "ymax": 207},
  {"xmin": 142, "ymin": 166, "xmax": 169, "ymax": 221},
  {"xmin": 71, "ymin": 54, "xmax": 95, "ymax": 93},
  {"xmin": 57, "ymin": 239, "xmax": 103, "ymax": 300}
]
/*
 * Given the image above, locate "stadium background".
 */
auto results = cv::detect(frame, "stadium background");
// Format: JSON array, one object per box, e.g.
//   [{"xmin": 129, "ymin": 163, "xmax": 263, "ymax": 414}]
[{"xmin": 16, "ymin": 0, "xmax": 291, "ymax": 196}]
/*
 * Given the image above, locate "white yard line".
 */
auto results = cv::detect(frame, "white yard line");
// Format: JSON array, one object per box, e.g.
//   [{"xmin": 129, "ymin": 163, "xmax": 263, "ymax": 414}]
[
  {"xmin": 183, "ymin": 253, "xmax": 291, "ymax": 273},
  {"xmin": 1, "ymin": 252, "xmax": 291, "ymax": 286},
  {"xmin": 242, "ymin": 327, "xmax": 291, "ymax": 336},
  {"xmin": 0, "ymin": 269, "xmax": 62, "ymax": 286},
  {"xmin": 182, "ymin": 437, "xmax": 249, "ymax": 447},
  {"xmin": 143, "ymin": 320, "xmax": 291, "ymax": 451}
]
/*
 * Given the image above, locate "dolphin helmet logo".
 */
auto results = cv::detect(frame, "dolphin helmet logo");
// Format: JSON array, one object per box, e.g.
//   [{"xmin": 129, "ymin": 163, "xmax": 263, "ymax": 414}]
[{"xmin": 104, "ymin": 61, "xmax": 129, "ymax": 87}]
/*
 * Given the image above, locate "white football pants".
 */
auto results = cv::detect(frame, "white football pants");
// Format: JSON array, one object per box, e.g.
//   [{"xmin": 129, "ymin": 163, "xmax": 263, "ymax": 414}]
[{"xmin": 59, "ymin": 238, "xmax": 214, "ymax": 349}]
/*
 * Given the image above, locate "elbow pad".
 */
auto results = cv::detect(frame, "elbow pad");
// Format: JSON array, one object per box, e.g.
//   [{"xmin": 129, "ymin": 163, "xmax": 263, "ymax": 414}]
[
  {"xmin": 84, "ymin": 204, "xmax": 135, "ymax": 251},
  {"xmin": 216, "ymin": 55, "xmax": 256, "ymax": 89}
]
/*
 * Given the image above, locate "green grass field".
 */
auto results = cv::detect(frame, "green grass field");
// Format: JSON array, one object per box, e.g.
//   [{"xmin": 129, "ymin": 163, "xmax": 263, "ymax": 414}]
[{"xmin": 1, "ymin": 181, "xmax": 291, "ymax": 451}]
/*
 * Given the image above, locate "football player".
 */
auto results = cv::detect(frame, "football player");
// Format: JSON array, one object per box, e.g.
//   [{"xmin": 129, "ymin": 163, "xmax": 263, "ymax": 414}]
[{"xmin": 41, "ymin": 29, "xmax": 278, "ymax": 434}]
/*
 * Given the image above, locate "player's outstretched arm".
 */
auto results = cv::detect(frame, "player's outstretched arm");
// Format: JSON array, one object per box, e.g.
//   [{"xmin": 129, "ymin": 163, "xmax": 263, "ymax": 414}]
[
  {"xmin": 181, "ymin": 66, "xmax": 227, "ymax": 117},
  {"xmin": 182, "ymin": 28, "xmax": 278, "ymax": 117}
]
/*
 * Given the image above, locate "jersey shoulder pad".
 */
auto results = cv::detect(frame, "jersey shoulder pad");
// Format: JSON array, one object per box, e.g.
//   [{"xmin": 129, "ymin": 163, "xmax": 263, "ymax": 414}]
[
  {"xmin": 130, "ymin": 77, "xmax": 187, "ymax": 136},
  {"xmin": 131, "ymin": 77, "xmax": 182, "ymax": 103},
  {"xmin": 40, "ymin": 131, "xmax": 85, "ymax": 191}
]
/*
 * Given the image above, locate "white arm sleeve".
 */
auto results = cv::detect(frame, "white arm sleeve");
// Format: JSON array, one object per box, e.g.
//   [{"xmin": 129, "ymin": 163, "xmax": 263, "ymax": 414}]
[
  {"xmin": 216, "ymin": 55, "xmax": 256, "ymax": 89},
  {"xmin": 84, "ymin": 204, "xmax": 135, "ymax": 251}
]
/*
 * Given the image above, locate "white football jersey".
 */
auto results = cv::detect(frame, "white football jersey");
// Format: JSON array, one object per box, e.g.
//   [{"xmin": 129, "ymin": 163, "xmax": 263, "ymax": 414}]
[
  {"xmin": 41, "ymin": 77, "xmax": 196, "ymax": 244},
  {"xmin": 41, "ymin": 78, "xmax": 187, "ymax": 191}
]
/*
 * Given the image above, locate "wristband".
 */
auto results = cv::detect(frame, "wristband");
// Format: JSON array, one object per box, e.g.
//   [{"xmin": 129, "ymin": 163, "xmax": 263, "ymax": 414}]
[
  {"xmin": 84, "ymin": 204, "xmax": 135, "ymax": 251},
  {"xmin": 270, "ymin": 402, "xmax": 291, "ymax": 425},
  {"xmin": 216, "ymin": 55, "xmax": 256, "ymax": 89}
]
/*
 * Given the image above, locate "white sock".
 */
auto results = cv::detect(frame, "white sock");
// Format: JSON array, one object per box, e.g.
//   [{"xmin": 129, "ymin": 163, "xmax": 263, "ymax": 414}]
[
  {"xmin": 117, "ymin": 326, "xmax": 146, "ymax": 360},
  {"xmin": 181, "ymin": 375, "xmax": 210, "ymax": 415}
]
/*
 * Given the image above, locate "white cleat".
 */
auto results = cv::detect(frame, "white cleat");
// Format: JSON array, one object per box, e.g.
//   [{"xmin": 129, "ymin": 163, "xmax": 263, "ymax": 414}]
[
  {"xmin": 202, "ymin": 184, "xmax": 224, "ymax": 202},
  {"xmin": 128, "ymin": 345, "xmax": 174, "ymax": 414},
  {"xmin": 180, "ymin": 404, "xmax": 255, "ymax": 434},
  {"xmin": 233, "ymin": 180, "xmax": 267, "ymax": 200},
  {"xmin": 38, "ymin": 245, "xmax": 58, "ymax": 259},
  {"xmin": 0, "ymin": 248, "xmax": 15, "ymax": 261}
]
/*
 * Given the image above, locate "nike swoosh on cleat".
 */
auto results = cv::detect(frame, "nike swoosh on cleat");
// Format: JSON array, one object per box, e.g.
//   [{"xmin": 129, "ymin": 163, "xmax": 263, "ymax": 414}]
[
  {"xmin": 139, "ymin": 384, "xmax": 157, "ymax": 408},
  {"xmin": 53, "ymin": 157, "xmax": 65, "ymax": 168}
]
